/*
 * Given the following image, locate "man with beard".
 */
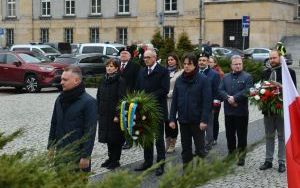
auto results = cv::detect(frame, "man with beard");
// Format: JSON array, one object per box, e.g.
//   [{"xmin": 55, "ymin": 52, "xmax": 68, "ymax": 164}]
[
  {"xmin": 259, "ymin": 50, "xmax": 296, "ymax": 173},
  {"xmin": 48, "ymin": 65, "xmax": 97, "ymax": 172}
]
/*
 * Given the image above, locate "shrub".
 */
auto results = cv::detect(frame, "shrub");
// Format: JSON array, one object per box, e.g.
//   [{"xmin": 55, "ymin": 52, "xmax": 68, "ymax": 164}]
[{"xmin": 83, "ymin": 75, "xmax": 103, "ymax": 88}]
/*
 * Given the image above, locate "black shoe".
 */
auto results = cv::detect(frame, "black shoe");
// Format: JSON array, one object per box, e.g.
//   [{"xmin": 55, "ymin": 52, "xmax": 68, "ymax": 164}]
[
  {"xmin": 237, "ymin": 159, "xmax": 245, "ymax": 166},
  {"xmin": 134, "ymin": 163, "xmax": 152, "ymax": 171},
  {"xmin": 155, "ymin": 166, "xmax": 164, "ymax": 176},
  {"xmin": 278, "ymin": 164, "xmax": 286, "ymax": 173},
  {"xmin": 107, "ymin": 161, "xmax": 120, "ymax": 170},
  {"xmin": 122, "ymin": 142, "xmax": 132, "ymax": 150},
  {"xmin": 101, "ymin": 159, "xmax": 111, "ymax": 168},
  {"xmin": 259, "ymin": 161, "xmax": 272, "ymax": 170}
]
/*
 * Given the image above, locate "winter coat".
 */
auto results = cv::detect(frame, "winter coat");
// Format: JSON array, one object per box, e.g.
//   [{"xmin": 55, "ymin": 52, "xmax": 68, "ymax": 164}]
[
  {"xmin": 119, "ymin": 60, "xmax": 141, "ymax": 92},
  {"xmin": 48, "ymin": 92, "xmax": 97, "ymax": 159},
  {"xmin": 97, "ymin": 73, "xmax": 126, "ymax": 144},
  {"xmin": 170, "ymin": 72, "xmax": 212, "ymax": 125}
]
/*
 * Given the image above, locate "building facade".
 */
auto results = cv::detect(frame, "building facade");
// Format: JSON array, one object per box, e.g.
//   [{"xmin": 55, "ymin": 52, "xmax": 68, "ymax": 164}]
[{"xmin": 0, "ymin": 0, "xmax": 299, "ymax": 49}]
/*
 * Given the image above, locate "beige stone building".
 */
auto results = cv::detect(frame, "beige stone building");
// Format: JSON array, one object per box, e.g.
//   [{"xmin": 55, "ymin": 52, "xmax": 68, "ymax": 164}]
[{"xmin": 0, "ymin": 0, "xmax": 299, "ymax": 49}]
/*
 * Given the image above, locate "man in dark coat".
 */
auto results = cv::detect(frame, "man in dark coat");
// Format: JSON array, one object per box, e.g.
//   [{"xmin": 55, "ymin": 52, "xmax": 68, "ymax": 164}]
[
  {"xmin": 198, "ymin": 52, "xmax": 221, "ymax": 150},
  {"xmin": 47, "ymin": 65, "xmax": 97, "ymax": 172},
  {"xmin": 219, "ymin": 55, "xmax": 253, "ymax": 166},
  {"xmin": 135, "ymin": 49, "xmax": 170, "ymax": 176},
  {"xmin": 119, "ymin": 49, "xmax": 141, "ymax": 149},
  {"xmin": 259, "ymin": 50, "xmax": 296, "ymax": 173},
  {"xmin": 169, "ymin": 53, "xmax": 212, "ymax": 165}
]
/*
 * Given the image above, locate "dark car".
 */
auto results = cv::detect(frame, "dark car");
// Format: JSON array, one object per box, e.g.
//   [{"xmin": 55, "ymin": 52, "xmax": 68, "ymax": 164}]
[
  {"xmin": 212, "ymin": 47, "xmax": 245, "ymax": 59},
  {"xmin": 53, "ymin": 53, "xmax": 116, "ymax": 76},
  {"xmin": 0, "ymin": 51, "xmax": 63, "ymax": 92}
]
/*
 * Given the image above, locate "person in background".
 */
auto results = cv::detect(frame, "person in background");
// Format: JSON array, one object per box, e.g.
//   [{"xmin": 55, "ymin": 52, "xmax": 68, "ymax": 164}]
[
  {"xmin": 135, "ymin": 49, "xmax": 170, "ymax": 176},
  {"xmin": 97, "ymin": 58, "xmax": 126, "ymax": 170},
  {"xmin": 169, "ymin": 53, "xmax": 211, "ymax": 167},
  {"xmin": 208, "ymin": 56, "xmax": 224, "ymax": 145},
  {"xmin": 259, "ymin": 50, "xmax": 296, "ymax": 173},
  {"xmin": 165, "ymin": 53, "xmax": 183, "ymax": 153},
  {"xmin": 48, "ymin": 65, "xmax": 97, "ymax": 172},
  {"xmin": 219, "ymin": 55, "xmax": 253, "ymax": 166},
  {"xmin": 118, "ymin": 49, "xmax": 141, "ymax": 150},
  {"xmin": 198, "ymin": 53, "xmax": 221, "ymax": 151}
]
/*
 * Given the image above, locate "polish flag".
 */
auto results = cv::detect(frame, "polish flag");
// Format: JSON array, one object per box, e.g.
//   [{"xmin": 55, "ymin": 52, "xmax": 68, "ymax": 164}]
[{"xmin": 282, "ymin": 56, "xmax": 300, "ymax": 188}]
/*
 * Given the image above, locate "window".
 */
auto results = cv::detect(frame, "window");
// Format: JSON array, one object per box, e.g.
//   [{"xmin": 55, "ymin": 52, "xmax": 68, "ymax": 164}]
[
  {"xmin": 298, "ymin": 0, "xmax": 300, "ymax": 18},
  {"xmin": 163, "ymin": 26, "xmax": 174, "ymax": 40},
  {"xmin": 91, "ymin": 0, "xmax": 101, "ymax": 14},
  {"xmin": 6, "ymin": 29, "xmax": 14, "ymax": 47},
  {"xmin": 6, "ymin": 54, "xmax": 18, "ymax": 64},
  {"xmin": 117, "ymin": 28, "xmax": 128, "ymax": 45},
  {"xmin": 65, "ymin": 0, "xmax": 75, "ymax": 15},
  {"xmin": 106, "ymin": 47, "xmax": 118, "ymax": 56},
  {"xmin": 7, "ymin": 0, "xmax": 16, "ymax": 17},
  {"xmin": 82, "ymin": 46, "xmax": 104, "ymax": 54},
  {"xmin": 40, "ymin": 28, "xmax": 49, "ymax": 43},
  {"xmin": 64, "ymin": 28, "xmax": 73, "ymax": 43},
  {"xmin": 118, "ymin": 0, "xmax": 129, "ymax": 14},
  {"xmin": 90, "ymin": 28, "xmax": 99, "ymax": 43},
  {"xmin": 41, "ymin": 0, "xmax": 51, "ymax": 16},
  {"xmin": 164, "ymin": 0, "xmax": 177, "ymax": 12}
]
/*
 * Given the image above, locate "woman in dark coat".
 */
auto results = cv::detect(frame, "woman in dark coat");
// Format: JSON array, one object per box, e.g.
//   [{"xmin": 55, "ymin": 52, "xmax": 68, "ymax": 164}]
[{"xmin": 97, "ymin": 58, "xmax": 126, "ymax": 169}]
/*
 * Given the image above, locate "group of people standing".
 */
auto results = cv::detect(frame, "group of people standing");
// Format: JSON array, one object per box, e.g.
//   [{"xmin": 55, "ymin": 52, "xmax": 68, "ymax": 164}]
[{"xmin": 47, "ymin": 47, "xmax": 296, "ymax": 176}]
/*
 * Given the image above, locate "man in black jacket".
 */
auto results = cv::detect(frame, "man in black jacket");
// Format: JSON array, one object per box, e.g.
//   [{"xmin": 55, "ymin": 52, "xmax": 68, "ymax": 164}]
[
  {"xmin": 119, "ymin": 49, "xmax": 141, "ymax": 150},
  {"xmin": 219, "ymin": 55, "xmax": 253, "ymax": 166},
  {"xmin": 135, "ymin": 49, "xmax": 170, "ymax": 176},
  {"xmin": 259, "ymin": 50, "xmax": 297, "ymax": 173},
  {"xmin": 48, "ymin": 65, "xmax": 97, "ymax": 172}
]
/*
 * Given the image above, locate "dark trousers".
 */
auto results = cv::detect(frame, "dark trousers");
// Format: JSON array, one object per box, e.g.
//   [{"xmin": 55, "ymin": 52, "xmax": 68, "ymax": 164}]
[
  {"xmin": 225, "ymin": 115, "xmax": 248, "ymax": 157},
  {"xmin": 180, "ymin": 123, "xmax": 205, "ymax": 164},
  {"xmin": 107, "ymin": 142, "xmax": 122, "ymax": 162},
  {"xmin": 165, "ymin": 120, "xmax": 178, "ymax": 138},
  {"xmin": 144, "ymin": 121, "xmax": 165, "ymax": 165},
  {"xmin": 213, "ymin": 106, "xmax": 221, "ymax": 141}
]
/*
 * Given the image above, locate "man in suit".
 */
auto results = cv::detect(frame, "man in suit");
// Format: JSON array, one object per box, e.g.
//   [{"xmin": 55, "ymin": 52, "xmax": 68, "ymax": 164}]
[
  {"xmin": 119, "ymin": 49, "xmax": 141, "ymax": 149},
  {"xmin": 198, "ymin": 53, "xmax": 221, "ymax": 151},
  {"xmin": 135, "ymin": 49, "xmax": 170, "ymax": 176}
]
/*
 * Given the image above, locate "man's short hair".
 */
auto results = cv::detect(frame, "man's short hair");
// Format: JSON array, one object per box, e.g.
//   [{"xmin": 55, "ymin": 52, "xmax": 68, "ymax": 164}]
[
  {"xmin": 231, "ymin": 55, "xmax": 242, "ymax": 62},
  {"xmin": 64, "ymin": 65, "xmax": 83, "ymax": 81},
  {"xmin": 145, "ymin": 49, "xmax": 157, "ymax": 58}
]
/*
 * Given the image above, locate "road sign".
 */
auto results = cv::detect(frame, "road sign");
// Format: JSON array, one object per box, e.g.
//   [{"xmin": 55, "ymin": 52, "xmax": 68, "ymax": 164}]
[
  {"xmin": 242, "ymin": 16, "xmax": 250, "ymax": 36},
  {"xmin": 0, "ymin": 28, "xmax": 5, "ymax": 35}
]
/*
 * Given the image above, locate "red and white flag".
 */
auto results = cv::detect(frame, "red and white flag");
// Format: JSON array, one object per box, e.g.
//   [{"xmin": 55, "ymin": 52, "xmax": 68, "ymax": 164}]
[{"xmin": 282, "ymin": 56, "xmax": 300, "ymax": 188}]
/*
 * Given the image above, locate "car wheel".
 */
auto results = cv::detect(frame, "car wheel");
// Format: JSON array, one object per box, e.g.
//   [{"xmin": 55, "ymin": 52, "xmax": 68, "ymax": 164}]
[{"xmin": 25, "ymin": 75, "xmax": 41, "ymax": 93}]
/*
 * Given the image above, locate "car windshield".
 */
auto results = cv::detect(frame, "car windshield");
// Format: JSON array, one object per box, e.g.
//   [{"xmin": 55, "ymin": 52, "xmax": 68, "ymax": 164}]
[
  {"xmin": 40, "ymin": 47, "xmax": 60, "ymax": 53},
  {"xmin": 54, "ymin": 57, "xmax": 77, "ymax": 64},
  {"xmin": 18, "ymin": 53, "xmax": 41, "ymax": 64},
  {"xmin": 29, "ymin": 53, "xmax": 52, "ymax": 62}
]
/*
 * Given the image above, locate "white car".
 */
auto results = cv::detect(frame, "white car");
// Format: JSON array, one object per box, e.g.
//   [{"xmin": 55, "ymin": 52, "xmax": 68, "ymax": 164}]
[
  {"xmin": 76, "ymin": 43, "xmax": 125, "ymax": 56},
  {"xmin": 243, "ymin": 48, "xmax": 270, "ymax": 63}
]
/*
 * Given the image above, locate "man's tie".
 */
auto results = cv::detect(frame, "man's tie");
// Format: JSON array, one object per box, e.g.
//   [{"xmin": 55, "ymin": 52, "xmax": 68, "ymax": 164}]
[
  {"xmin": 120, "ymin": 63, "xmax": 125, "ymax": 73},
  {"xmin": 148, "ymin": 68, "xmax": 152, "ymax": 75}
]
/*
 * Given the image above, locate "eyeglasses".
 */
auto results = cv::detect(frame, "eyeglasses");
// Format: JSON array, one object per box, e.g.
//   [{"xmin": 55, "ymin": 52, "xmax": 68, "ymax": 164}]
[{"xmin": 144, "ymin": 56, "xmax": 151, "ymax": 59}]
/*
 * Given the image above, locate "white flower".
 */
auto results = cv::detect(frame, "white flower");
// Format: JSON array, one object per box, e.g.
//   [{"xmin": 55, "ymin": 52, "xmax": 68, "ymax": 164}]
[
  {"xmin": 142, "ymin": 115, "xmax": 146, "ymax": 120},
  {"xmin": 255, "ymin": 83, "xmax": 261, "ymax": 89},
  {"xmin": 263, "ymin": 81, "xmax": 270, "ymax": 85},
  {"xmin": 254, "ymin": 95, "xmax": 260, "ymax": 100},
  {"xmin": 132, "ymin": 136, "xmax": 138, "ymax": 140},
  {"xmin": 135, "ymin": 130, "xmax": 140, "ymax": 135},
  {"xmin": 260, "ymin": 89, "xmax": 266, "ymax": 94}
]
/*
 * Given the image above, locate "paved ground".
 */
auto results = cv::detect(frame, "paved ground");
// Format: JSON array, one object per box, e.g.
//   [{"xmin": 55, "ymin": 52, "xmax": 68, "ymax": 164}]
[{"xmin": 1, "ymin": 65, "xmax": 299, "ymax": 187}]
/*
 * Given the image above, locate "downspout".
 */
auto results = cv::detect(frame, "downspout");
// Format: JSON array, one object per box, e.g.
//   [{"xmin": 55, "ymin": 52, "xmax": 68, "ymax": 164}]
[{"xmin": 31, "ymin": 0, "xmax": 34, "ymax": 42}]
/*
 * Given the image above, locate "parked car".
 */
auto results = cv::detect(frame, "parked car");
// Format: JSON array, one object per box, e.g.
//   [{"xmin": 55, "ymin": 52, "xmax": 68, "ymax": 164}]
[
  {"xmin": 53, "ymin": 53, "xmax": 115, "ymax": 76},
  {"xmin": 44, "ymin": 42, "xmax": 72, "ymax": 54},
  {"xmin": 244, "ymin": 47, "xmax": 293, "ymax": 65},
  {"xmin": 10, "ymin": 44, "xmax": 61, "ymax": 61},
  {"xmin": 76, "ymin": 43, "xmax": 125, "ymax": 56},
  {"xmin": 0, "ymin": 51, "xmax": 63, "ymax": 92},
  {"xmin": 212, "ymin": 47, "xmax": 245, "ymax": 59}
]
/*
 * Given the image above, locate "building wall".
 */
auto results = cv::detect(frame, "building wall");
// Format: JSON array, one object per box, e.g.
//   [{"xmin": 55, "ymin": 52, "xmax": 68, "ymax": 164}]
[{"xmin": 205, "ymin": 1, "xmax": 300, "ymax": 48}]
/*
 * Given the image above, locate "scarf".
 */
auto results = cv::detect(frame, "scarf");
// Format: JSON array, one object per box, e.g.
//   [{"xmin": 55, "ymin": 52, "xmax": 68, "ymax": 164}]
[
  {"xmin": 59, "ymin": 82, "xmax": 85, "ymax": 110},
  {"xmin": 104, "ymin": 72, "xmax": 119, "ymax": 84},
  {"xmin": 183, "ymin": 67, "xmax": 199, "ymax": 80}
]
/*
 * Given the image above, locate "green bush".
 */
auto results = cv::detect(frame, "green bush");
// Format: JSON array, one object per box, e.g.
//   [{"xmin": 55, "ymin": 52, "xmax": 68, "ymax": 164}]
[{"xmin": 83, "ymin": 75, "xmax": 103, "ymax": 88}]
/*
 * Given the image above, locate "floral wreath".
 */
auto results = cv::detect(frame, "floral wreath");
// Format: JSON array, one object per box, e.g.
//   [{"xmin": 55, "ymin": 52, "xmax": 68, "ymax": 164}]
[{"xmin": 119, "ymin": 91, "xmax": 162, "ymax": 148}]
